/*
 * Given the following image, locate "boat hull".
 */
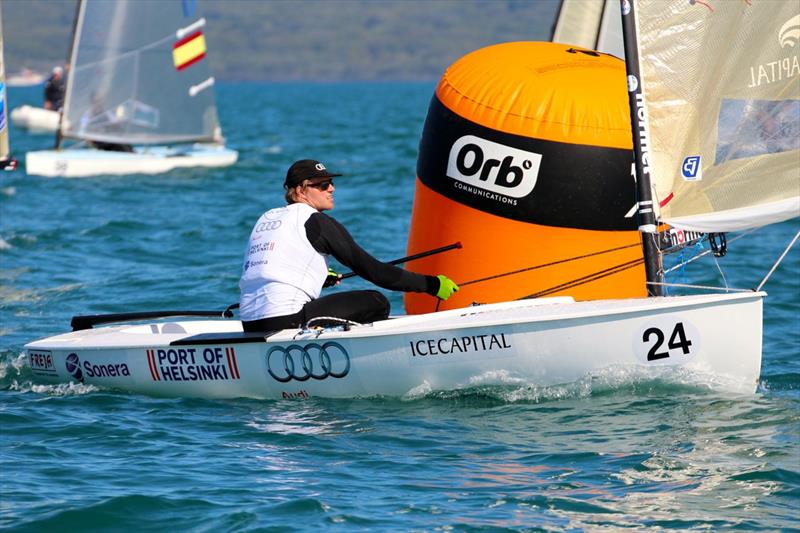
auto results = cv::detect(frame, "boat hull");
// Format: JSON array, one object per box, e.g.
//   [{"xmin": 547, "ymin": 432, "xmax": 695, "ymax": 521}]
[
  {"xmin": 10, "ymin": 105, "xmax": 60, "ymax": 134},
  {"xmin": 24, "ymin": 293, "xmax": 764, "ymax": 398},
  {"xmin": 25, "ymin": 144, "xmax": 238, "ymax": 177}
]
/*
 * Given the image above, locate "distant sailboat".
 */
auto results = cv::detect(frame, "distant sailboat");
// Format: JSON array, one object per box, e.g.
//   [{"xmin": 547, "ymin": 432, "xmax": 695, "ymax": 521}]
[
  {"xmin": 26, "ymin": 0, "xmax": 237, "ymax": 177},
  {"xmin": 10, "ymin": 104, "xmax": 60, "ymax": 135},
  {"xmin": 5, "ymin": 68, "xmax": 45, "ymax": 87},
  {"xmin": 0, "ymin": 6, "xmax": 18, "ymax": 171}
]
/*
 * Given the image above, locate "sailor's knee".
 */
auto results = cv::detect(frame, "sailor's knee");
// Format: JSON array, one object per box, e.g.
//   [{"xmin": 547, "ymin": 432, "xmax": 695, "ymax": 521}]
[{"xmin": 366, "ymin": 290, "xmax": 390, "ymax": 319}]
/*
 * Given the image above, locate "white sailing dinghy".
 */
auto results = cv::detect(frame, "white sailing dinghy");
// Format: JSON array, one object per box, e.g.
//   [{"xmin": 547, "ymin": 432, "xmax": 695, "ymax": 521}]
[
  {"xmin": 10, "ymin": 105, "xmax": 60, "ymax": 134},
  {"xmin": 25, "ymin": 0, "xmax": 237, "ymax": 177},
  {"xmin": 24, "ymin": 0, "xmax": 798, "ymax": 399},
  {"xmin": 0, "ymin": 6, "xmax": 17, "ymax": 171}
]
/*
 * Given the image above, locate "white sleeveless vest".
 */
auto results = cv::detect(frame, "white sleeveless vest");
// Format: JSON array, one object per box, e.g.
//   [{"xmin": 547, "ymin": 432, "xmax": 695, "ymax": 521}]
[{"xmin": 239, "ymin": 203, "xmax": 328, "ymax": 321}]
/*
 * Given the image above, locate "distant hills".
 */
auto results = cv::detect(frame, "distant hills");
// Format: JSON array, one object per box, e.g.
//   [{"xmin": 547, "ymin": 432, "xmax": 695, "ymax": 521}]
[{"xmin": 2, "ymin": 0, "xmax": 561, "ymax": 81}]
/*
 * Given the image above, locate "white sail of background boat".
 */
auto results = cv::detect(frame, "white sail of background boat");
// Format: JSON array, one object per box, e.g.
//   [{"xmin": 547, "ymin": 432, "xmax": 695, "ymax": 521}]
[
  {"xmin": 23, "ymin": 0, "xmax": 798, "ymax": 399},
  {"xmin": 0, "ymin": 6, "xmax": 18, "ymax": 171},
  {"xmin": 25, "ymin": 0, "xmax": 237, "ymax": 177},
  {"xmin": 551, "ymin": 0, "xmax": 625, "ymax": 59}
]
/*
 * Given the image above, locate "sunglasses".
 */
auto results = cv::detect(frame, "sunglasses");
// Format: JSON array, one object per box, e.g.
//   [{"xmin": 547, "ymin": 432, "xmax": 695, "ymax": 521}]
[{"xmin": 306, "ymin": 180, "xmax": 334, "ymax": 191}]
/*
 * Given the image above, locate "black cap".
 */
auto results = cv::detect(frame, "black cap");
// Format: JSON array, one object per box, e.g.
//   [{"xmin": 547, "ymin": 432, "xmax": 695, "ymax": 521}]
[{"xmin": 284, "ymin": 159, "xmax": 342, "ymax": 188}]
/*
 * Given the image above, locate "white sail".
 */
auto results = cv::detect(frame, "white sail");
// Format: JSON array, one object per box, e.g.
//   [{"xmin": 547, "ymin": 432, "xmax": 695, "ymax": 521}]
[
  {"xmin": 551, "ymin": 0, "xmax": 625, "ymax": 58},
  {"xmin": 595, "ymin": 0, "xmax": 624, "ymax": 58},
  {"xmin": 632, "ymin": 0, "xmax": 800, "ymax": 232},
  {"xmin": 61, "ymin": 0, "xmax": 222, "ymax": 146}
]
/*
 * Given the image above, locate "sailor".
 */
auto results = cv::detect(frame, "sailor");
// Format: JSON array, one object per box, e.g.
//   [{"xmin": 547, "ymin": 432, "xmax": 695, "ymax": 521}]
[
  {"xmin": 43, "ymin": 66, "xmax": 65, "ymax": 111},
  {"xmin": 239, "ymin": 159, "xmax": 459, "ymax": 332}
]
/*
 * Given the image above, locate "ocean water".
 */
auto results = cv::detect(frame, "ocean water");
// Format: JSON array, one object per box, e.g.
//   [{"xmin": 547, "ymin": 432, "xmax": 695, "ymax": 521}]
[{"xmin": 1, "ymin": 82, "xmax": 799, "ymax": 531}]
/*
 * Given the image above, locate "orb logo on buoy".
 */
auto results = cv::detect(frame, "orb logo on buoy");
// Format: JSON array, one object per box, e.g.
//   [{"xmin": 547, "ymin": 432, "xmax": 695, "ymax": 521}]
[{"xmin": 446, "ymin": 135, "xmax": 541, "ymax": 199}]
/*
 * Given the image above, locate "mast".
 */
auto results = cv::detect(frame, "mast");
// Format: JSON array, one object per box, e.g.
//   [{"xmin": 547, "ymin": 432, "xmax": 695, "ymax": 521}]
[
  {"xmin": 54, "ymin": 0, "xmax": 84, "ymax": 150},
  {"xmin": 620, "ymin": 0, "xmax": 662, "ymax": 296},
  {"xmin": 0, "ymin": 6, "xmax": 10, "ymax": 164},
  {"xmin": 0, "ymin": 6, "xmax": 15, "ymax": 170}
]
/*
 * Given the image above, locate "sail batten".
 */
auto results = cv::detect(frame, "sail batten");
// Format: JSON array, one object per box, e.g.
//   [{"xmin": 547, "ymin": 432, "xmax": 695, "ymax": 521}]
[
  {"xmin": 631, "ymin": 0, "xmax": 800, "ymax": 233},
  {"xmin": 60, "ymin": 0, "xmax": 222, "ymax": 146}
]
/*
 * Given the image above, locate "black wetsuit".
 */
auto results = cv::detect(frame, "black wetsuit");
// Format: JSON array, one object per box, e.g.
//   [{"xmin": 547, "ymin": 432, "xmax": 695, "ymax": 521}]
[
  {"xmin": 242, "ymin": 212, "xmax": 439, "ymax": 332},
  {"xmin": 43, "ymin": 75, "xmax": 65, "ymax": 109}
]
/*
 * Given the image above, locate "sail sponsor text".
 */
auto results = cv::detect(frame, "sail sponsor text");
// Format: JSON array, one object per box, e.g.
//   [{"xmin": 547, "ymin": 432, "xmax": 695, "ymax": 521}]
[{"xmin": 748, "ymin": 14, "xmax": 800, "ymax": 88}]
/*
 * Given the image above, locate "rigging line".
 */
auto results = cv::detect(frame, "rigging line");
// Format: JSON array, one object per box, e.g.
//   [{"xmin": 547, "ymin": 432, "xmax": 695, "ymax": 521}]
[
  {"xmin": 756, "ymin": 228, "xmax": 800, "ymax": 291},
  {"xmin": 713, "ymin": 251, "xmax": 730, "ymax": 290},
  {"xmin": 521, "ymin": 260, "xmax": 643, "ymax": 300},
  {"xmin": 646, "ymin": 281, "xmax": 752, "ymax": 293},
  {"xmin": 74, "ymin": 22, "xmax": 200, "ymax": 74},
  {"xmin": 646, "ymin": 230, "xmax": 665, "ymax": 278},
  {"xmin": 517, "ymin": 258, "xmax": 644, "ymax": 300},
  {"xmin": 458, "ymin": 242, "xmax": 641, "ymax": 288},
  {"xmin": 664, "ymin": 242, "xmax": 707, "ymax": 274},
  {"xmin": 662, "ymin": 230, "xmax": 756, "ymax": 274}
]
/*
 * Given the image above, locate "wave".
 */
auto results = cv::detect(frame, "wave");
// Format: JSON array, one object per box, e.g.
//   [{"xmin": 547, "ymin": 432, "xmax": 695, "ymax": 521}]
[
  {"xmin": 0, "ymin": 282, "xmax": 84, "ymax": 305},
  {"xmin": 759, "ymin": 372, "xmax": 800, "ymax": 392},
  {"xmin": 0, "ymin": 351, "xmax": 28, "ymax": 382},
  {"xmin": 398, "ymin": 365, "xmax": 731, "ymax": 405},
  {"xmin": 0, "ymin": 351, "xmax": 97, "ymax": 395},
  {"xmin": 8, "ymin": 494, "xmax": 223, "ymax": 532},
  {"xmin": 0, "ymin": 232, "xmax": 37, "ymax": 248},
  {"xmin": 10, "ymin": 379, "xmax": 100, "ymax": 396},
  {"xmin": 80, "ymin": 219, "xmax": 150, "ymax": 238}
]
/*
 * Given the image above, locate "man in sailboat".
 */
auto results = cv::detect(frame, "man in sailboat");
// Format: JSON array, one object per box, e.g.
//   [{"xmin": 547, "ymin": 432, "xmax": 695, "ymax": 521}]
[
  {"xmin": 43, "ymin": 66, "xmax": 65, "ymax": 111},
  {"xmin": 239, "ymin": 159, "xmax": 459, "ymax": 332}
]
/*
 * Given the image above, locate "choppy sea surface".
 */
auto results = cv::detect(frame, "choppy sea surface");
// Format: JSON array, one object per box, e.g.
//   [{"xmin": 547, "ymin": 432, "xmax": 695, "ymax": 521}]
[{"xmin": 1, "ymin": 82, "xmax": 798, "ymax": 531}]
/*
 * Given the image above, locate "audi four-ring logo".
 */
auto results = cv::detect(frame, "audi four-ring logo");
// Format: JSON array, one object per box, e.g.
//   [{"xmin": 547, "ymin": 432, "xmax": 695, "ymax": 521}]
[
  {"xmin": 266, "ymin": 342, "xmax": 350, "ymax": 382},
  {"xmin": 256, "ymin": 220, "xmax": 282, "ymax": 232}
]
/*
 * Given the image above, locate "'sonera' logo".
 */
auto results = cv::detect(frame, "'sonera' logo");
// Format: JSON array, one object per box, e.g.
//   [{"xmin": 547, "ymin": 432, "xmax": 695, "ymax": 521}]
[
  {"xmin": 779, "ymin": 14, "xmax": 800, "ymax": 48},
  {"xmin": 266, "ymin": 342, "xmax": 350, "ymax": 383},
  {"xmin": 446, "ymin": 135, "xmax": 542, "ymax": 199},
  {"xmin": 65, "ymin": 352, "xmax": 83, "ymax": 382}
]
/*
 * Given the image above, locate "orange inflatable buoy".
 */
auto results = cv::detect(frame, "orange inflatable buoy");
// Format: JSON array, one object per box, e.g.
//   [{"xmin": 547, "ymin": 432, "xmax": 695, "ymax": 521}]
[{"xmin": 405, "ymin": 41, "xmax": 645, "ymax": 314}]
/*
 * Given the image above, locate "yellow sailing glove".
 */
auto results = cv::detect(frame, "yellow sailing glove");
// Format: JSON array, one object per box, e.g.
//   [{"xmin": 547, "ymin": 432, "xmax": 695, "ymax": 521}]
[
  {"xmin": 436, "ymin": 275, "xmax": 459, "ymax": 300},
  {"xmin": 323, "ymin": 267, "xmax": 342, "ymax": 288}
]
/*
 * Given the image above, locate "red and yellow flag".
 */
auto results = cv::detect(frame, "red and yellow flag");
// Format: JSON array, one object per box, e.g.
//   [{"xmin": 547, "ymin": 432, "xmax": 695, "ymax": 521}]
[{"xmin": 173, "ymin": 31, "xmax": 206, "ymax": 71}]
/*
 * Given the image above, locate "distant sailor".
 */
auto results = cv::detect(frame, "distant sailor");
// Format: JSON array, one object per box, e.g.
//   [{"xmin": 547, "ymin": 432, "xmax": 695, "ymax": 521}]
[
  {"xmin": 239, "ymin": 159, "xmax": 459, "ymax": 332},
  {"xmin": 43, "ymin": 66, "xmax": 65, "ymax": 111}
]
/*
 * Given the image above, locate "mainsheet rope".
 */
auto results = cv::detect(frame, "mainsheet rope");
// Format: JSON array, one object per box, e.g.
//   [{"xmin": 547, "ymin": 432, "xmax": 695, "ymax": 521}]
[
  {"xmin": 457, "ymin": 242, "xmax": 641, "ymax": 289},
  {"xmin": 518, "ymin": 258, "xmax": 644, "ymax": 300},
  {"xmin": 433, "ymin": 242, "xmax": 643, "ymax": 311}
]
